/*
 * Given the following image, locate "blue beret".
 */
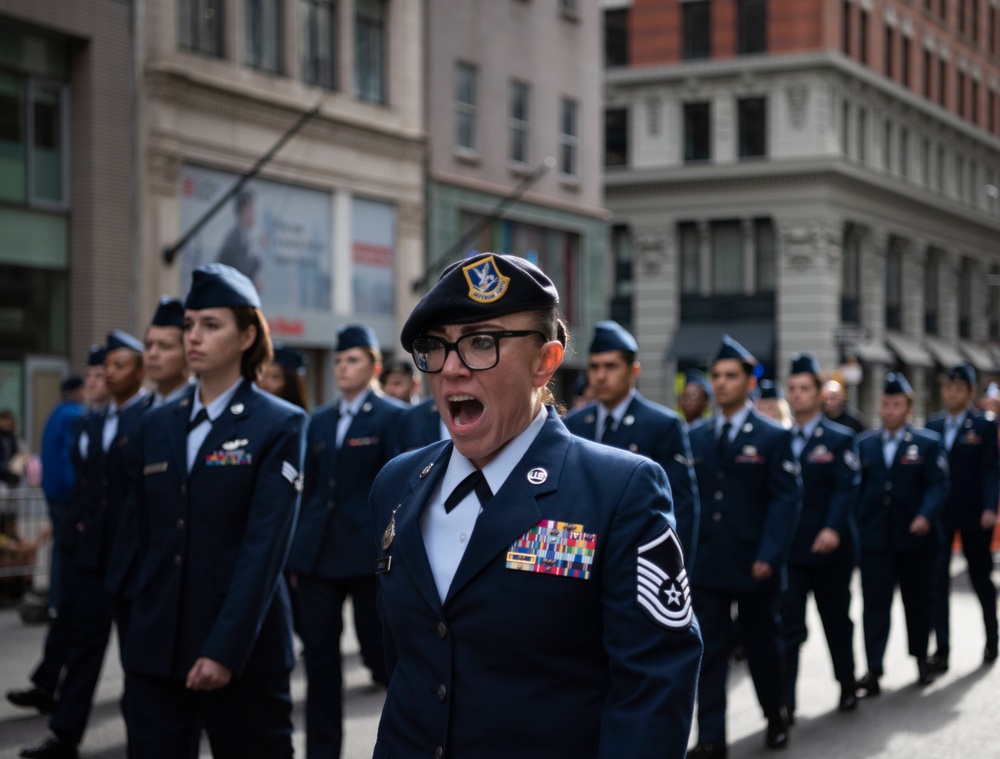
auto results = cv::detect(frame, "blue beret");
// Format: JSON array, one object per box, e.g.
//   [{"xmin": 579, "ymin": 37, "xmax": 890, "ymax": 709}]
[
  {"xmin": 151, "ymin": 296, "xmax": 185, "ymax": 329},
  {"xmin": 946, "ymin": 363, "xmax": 976, "ymax": 387},
  {"xmin": 714, "ymin": 334, "xmax": 763, "ymax": 377},
  {"xmin": 106, "ymin": 330, "xmax": 144, "ymax": 354},
  {"xmin": 684, "ymin": 369, "xmax": 713, "ymax": 396},
  {"xmin": 789, "ymin": 352, "xmax": 821, "ymax": 377},
  {"xmin": 88, "ymin": 344, "xmax": 107, "ymax": 366},
  {"xmin": 883, "ymin": 372, "xmax": 912, "ymax": 396},
  {"xmin": 272, "ymin": 344, "xmax": 306, "ymax": 374},
  {"xmin": 401, "ymin": 253, "xmax": 559, "ymax": 352},
  {"xmin": 185, "ymin": 263, "xmax": 261, "ymax": 310},
  {"xmin": 589, "ymin": 320, "xmax": 638, "ymax": 354},
  {"xmin": 757, "ymin": 379, "xmax": 782, "ymax": 400},
  {"xmin": 336, "ymin": 324, "xmax": 379, "ymax": 353}
]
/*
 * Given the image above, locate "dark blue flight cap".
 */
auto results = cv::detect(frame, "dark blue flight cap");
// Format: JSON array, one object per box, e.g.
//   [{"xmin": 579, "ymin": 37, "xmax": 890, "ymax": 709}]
[
  {"xmin": 88, "ymin": 344, "xmax": 107, "ymax": 366},
  {"xmin": 185, "ymin": 263, "xmax": 261, "ymax": 310},
  {"xmin": 946, "ymin": 363, "xmax": 976, "ymax": 387},
  {"xmin": 60, "ymin": 376, "xmax": 84, "ymax": 394},
  {"xmin": 589, "ymin": 320, "xmax": 639, "ymax": 354},
  {"xmin": 789, "ymin": 352, "xmax": 821, "ymax": 377},
  {"xmin": 106, "ymin": 330, "xmax": 144, "ymax": 354},
  {"xmin": 757, "ymin": 379, "xmax": 783, "ymax": 400},
  {"xmin": 273, "ymin": 344, "xmax": 307, "ymax": 375},
  {"xmin": 151, "ymin": 296, "xmax": 185, "ymax": 329},
  {"xmin": 336, "ymin": 324, "xmax": 379, "ymax": 353},
  {"xmin": 714, "ymin": 334, "xmax": 763, "ymax": 377},
  {"xmin": 401, "ymin": 253, "xmax": 559, "ymax": 352},
  {"xmin": 883, "ymin": 372, "xmax": 913, "ymax": 396},
  {"xmin": 684, "ymin": 370, "xmax": 713, "ymax": 397}
]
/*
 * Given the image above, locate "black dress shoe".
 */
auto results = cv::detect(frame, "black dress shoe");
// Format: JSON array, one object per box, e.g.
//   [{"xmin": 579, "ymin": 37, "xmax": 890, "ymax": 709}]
[
  {"xmin": 19, "ymin": 737, "xmax": 79, "ymax": 759},
  {"xmin": 916, "ymin": 657, "xmax": 935, "ymax": 687},
  {"xmin": 6, "ymin": 687, "xmax": 57, "ymax": 713},
  {"xmin": 688, "ymin": 742, "xmax": 728, "ymax": 758},
  {"xmin": 984, "ymin": 645, "xmax": 998, "ymax": 665},
  {"xmin": 855, "ymin": 672, "xmax": 880, "ymax": 698},
  {"xmin": 927, "ymin": 652, "xmax": 949, "ymax": 674},
  {"xmin": 765, "ymin": 710, "xmax": 789, "ymax": 750},
  {"xmin": 838, "ymin": 684, "xmax": 858, "ymax": 712}
]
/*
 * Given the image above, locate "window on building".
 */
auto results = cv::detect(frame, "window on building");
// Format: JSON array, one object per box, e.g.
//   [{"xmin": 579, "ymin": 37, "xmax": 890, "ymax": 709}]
[
  {"xmin": 610, "ymin": 224, "xmax": 634, "ymax": 328},
  {"xmin": 355, "ymin": 0, "xmax": 387, "ymax": 104},
  {"xmin": 738, "ymin": 97, "xmax": 766, "ymax": 158},
  {"xmin": 959, "ymin": 258, "xmax": 974, "ymax": 338},
  {"xmin": 902, "ymin": 35, "xmax": 911, "ymax": 88},
  {"xmin": 956, "ymin": 154, "xmax": 965, "ymax": 200},
  {"xmin": 179, "ymin": 0, "xmax": 225, "ymax": 56},
  {"xmin": 938, "ymin": 58, "xmax": 947, "ymax": 107},
  {"xmin": 509, "ymin": 80, "xmax": 530, "ymax": 165},
  {"xmin": 883, "ymin": 120, "xmax": 892, "ymax": 171},
  {"xmin": 604, "ymin": 9, "xmax": 629, "ymax": 67},
  {"xmin": 923, "ymin": 49, "xmax": 932, "ymax": 99},
  {"xmin": 857, "ymin": 107, "xmax": 867, "ymax": 162},
  {"xmin": 737, "ymin": 0, "xmax": 767, "ymax": 54},
  {"xmin": 958, "ymin": 71, "xmax": 967, "ymax": 117},
  {"xmin": 300, "ymin": 0, "xmax": 337, "ymax": 89},
  {"xmin": 559, "ymin": 97, "xmax": 580, "ymax": 178},
  {"xmin": 959, "ymin": 0, "xmax": 967, "ymax": 35},
  {"xmin": 604, "ymin": 108, "xmax": 628, "ymax": 166},
  {"xmin": 990, "ymin": 89, "xmax": 997, "ymax": 134},
  {"xmin": 841, "ymin": 101, "xmax": 851, "ymax": 155},
  {"xmin": 924, "ymin": 250, "xmax": 940, "ymax": 334},
  {"xmin": 684, "ymin": 102, "xmax": 711, "ymax": 162},
  {"xmin": 454, "ymin": 62, "xmax": 478, "ymax": 152},
  {"xmin": 842, "ymin": 0, "xmax": 852, "ymax": 55},
  {"xmin": 885, "ymin": 239, "xmax": 903, "ymax": 331},
  {"xmin": 0, "ymin": 72, "xmax": 69, "ymax": 207},
  {"xmin": 841, "ymin": 224, "xmax": 861, "ymax": 323},
  {"xmin": 245, "ymin": 0, "xmax": 283, "ymax": 73},
  {"xmin": 755, "ymin": 218, "xmax": 775, "ymax": 291},
  {"xmin": 683, "ymin": 1, "xmax": 711, "ymax": 60},
  {"xmin": 679, "ymin": 222, "xmax": 701, "ymax": 295},
  {"xmin": 712, "ymin": 221, "xmax": 744, "ymax": 294},
  {"xmin": 899, "ymin": 128, "xmax": 909, "ymax": 178},
  {"xmin": 989, "ymin": 264, "xmax": 1000, "ymax": 340},
  {"xmin": 921, "ymin": 136, "xmax": 931, "ymax": 185},
  {"xmin": 884, "ymin": 25, "xmax": 894, "ymax": 79},
  {"xmin": 972, "ymin": 0, "xmax": 980, "ymax": 42},
  {"xmin": 859, "ymin": 9, "xmax": 869, "ymax": 65},
  {"xmin": 990, "ymin": 6, "xmax": 997, "ymax": 56},
  {"xmin": 972, "ymin": 79, "xmax": 979, "ymax": 124},
  {"xmin": 937, "ymin": 144, "xmax": 945, "ymax": 191}
]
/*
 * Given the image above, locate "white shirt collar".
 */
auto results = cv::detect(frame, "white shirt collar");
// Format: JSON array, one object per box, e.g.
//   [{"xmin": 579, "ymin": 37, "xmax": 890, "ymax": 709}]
[
  {"xmin": 597, "ymin": 389, "xmax": 635, "ymax": 432},
  {"xmin": 339, "ymin": 388, "xmax": 370, "ymax": 418},
  {"xmin": 154, "ymin": 380, "xmax": 193, "ymax": 408},
  {"xmin": 107, "ymin": 388, "xmax": 149, "ymax": 416},
  {"xmin": 717, "ymin": 400, "xmax": 753, "ymax": 436},
  {"xmin": 191, "ymin": 377, "xmax": 244, "ymax": 423},
  {"xmin": 440, "ymin": 406, "xmax": 548, "ymax": 500},
  {"xmin": 795, "ymin": 412, "xmax": 823, "ymax": 439}
]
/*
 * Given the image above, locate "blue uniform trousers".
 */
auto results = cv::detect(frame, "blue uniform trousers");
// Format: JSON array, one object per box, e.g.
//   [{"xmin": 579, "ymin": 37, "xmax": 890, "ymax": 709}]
[
  {"xmin": 31, "ymin": 540, "xmax": 76, "ymax": 694},
  {"xmin": 294, "ymin": 574, "xmax": 386, "ymax": 759},
  {"xmin": 125, "ymin": 670, "xmax": 292, "ymax": 759},
  {"xmin": 780, "ymin": 561, "xmax": 856, "ymax": 708},
  {"xmin": 48, "ymin": 565, "xmax": 112, "ymax": 743},
  {"xmin": 860, "ymin": 546, "xmax": 935, "ymax": 673},
  {"xmin": 933, "ymin": 524, "xmax": 998, "ymax": 656},
  {"xmin": 694, "ymin": 589, "xmax": 784, "ymax": 745}
]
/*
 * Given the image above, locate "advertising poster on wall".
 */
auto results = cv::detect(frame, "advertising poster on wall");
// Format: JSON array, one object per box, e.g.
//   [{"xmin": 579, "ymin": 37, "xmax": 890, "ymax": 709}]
[
  {"xmin": 177, "ymin": 165, "xmax": 333, "ymax": 313},
  {"xmin": 351, "ymin": 197, "xmax": 395, "ymax": 318}
]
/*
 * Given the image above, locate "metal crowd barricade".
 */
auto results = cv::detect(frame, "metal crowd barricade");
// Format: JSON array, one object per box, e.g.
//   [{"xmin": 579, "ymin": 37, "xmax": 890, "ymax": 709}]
[{"xmin": 0, "ymin": 487, "xmax": 51, "ymax": 605}]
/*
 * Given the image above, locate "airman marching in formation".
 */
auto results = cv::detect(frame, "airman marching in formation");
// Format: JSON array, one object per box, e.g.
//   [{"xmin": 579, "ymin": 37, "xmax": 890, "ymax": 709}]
[{"xmin": 4, "ymin": 252, "xmax": 999, "ymax": 759}]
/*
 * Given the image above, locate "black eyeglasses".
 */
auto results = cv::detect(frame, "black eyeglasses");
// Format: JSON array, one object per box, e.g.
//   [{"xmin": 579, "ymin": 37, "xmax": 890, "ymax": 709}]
[{"xmin": 411, "ymin": 330, "xmax": 547, "ymax": 373}]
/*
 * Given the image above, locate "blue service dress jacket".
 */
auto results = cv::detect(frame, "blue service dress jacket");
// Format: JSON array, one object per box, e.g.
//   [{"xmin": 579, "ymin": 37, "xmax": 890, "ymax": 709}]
[
  {"xmin": 789, "ymin": 417, "xmax": 860, "ymax": 566},
  {"xmin": 390, "ymin": 396, "xmax": 443, "ymax": 455},
  {"xmin": 369, "ymin": 407, "xmax": 703, "ymax": 759},
  {"xmin": 104, "ymin": 397, "xmax": 151, "ymax": 599},
  {"xmin": 688, "ymin": 409, "xmax": 802, "ymax": 594},
  {"xmin": 74, "ymin": 411, "xmax": 123, "ymax": 572},
  {"xmin": 564, "ymin": 393, "xmax": 700, "ymax": 563},
  {"xmin": 926, "ymin": 409, "xmax": 1000, "ymax": 531},
  {"xmin": 287, "ymin": 389, "xmax": 406, "ymax": 579},
  {"xmin": 856, "ymin": 425, "xmax": 950, "ymax": 553},
  {"xmin": 123, "ymin": 381, "xmax": 306, "ymax": 678}
]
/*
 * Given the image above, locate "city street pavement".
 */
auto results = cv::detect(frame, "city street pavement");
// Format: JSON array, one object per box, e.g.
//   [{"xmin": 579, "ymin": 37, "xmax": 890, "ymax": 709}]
[{"xmin": 2, "ymin": 556, "xmax": 999, "ymax": 758}]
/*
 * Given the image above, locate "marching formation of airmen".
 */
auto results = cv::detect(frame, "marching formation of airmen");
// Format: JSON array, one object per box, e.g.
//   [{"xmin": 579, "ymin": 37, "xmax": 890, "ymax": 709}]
[{"xmin": 4, "ymin": 253, "xmax": 999, "ymax": 759}]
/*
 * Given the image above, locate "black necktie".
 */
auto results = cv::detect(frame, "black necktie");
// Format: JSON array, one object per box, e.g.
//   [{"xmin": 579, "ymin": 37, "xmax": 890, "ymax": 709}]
[
  {"xmin": 187, "ymin": 408, "xmax": 211, "ymax": 433},
  {"xmin": 717, "ymin": 421, "xmax": 732, "ymax": 459},
  {"xmin": 600, "ymin": 415, "xmax": 615, "ymax": 443},
  {"xmin": 444, "ymin": 470, "xmax": 494, "ymax": 513}
]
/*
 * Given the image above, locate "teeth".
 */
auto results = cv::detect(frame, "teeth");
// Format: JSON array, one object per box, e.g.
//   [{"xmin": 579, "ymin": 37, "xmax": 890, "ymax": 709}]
[{"xmin": 448, "ymin": 394, "xmax": 475, "ymax": 402}]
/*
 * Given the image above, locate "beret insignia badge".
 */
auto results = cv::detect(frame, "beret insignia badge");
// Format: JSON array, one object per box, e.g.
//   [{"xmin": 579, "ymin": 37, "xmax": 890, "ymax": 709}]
[{"xmin": 462, "ymin": 255, "xmax": 510, "ymax": 304}]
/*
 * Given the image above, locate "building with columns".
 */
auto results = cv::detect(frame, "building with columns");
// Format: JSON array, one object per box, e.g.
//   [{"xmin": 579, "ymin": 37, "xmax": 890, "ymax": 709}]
[{"xmin": 602, "ymin": 0, "xmax": 1000, "ymax": 421}]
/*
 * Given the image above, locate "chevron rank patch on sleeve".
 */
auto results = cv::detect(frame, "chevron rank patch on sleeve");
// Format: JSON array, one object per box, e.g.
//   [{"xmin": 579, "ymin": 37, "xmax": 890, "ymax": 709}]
[{"xmin": 636, "ymin": 526, "xmax": 693, "ymax": 630}]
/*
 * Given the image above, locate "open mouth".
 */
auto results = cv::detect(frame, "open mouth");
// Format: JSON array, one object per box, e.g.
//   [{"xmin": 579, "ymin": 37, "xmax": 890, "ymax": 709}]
[{"xmin": 448, "ymin": 394, "xmax": 485, "ymax": 428}]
